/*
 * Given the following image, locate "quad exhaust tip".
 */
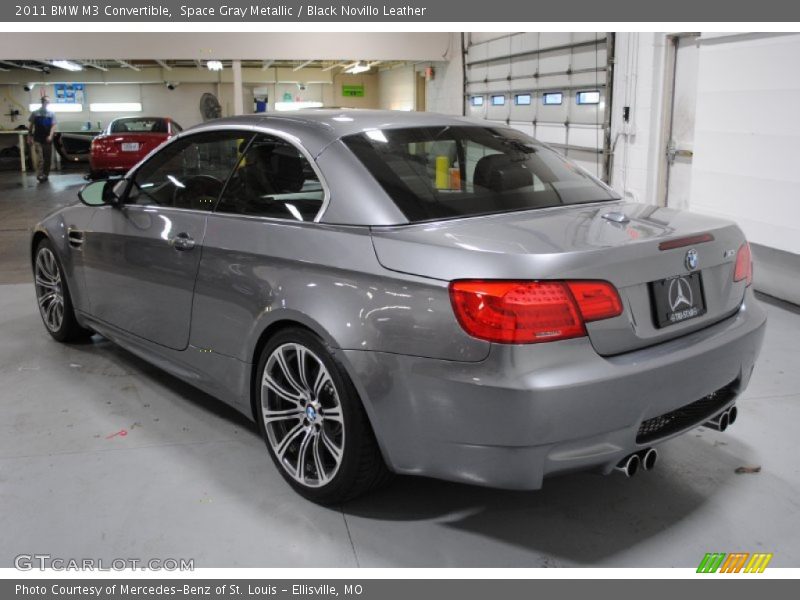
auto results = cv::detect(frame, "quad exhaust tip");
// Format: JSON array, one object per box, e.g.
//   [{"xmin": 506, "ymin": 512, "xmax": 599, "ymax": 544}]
[
  {"xmin": 642, "ymin": 448, "xmax": 658, "ymax": 471},
  {"xmin": 615, "ymin": 453, "xmax": 641, "ymax": 478},
  {"xmin": 616, "ymin": 448, "xmax": 658, "ymax": 478},
  {"xmin": 704, "ymin": 405, "xmax": 737, "ymax": 432}
]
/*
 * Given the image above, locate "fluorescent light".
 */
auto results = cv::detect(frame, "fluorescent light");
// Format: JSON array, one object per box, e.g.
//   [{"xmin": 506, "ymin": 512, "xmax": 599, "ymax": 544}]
[
  {"xmin": 274, "ymin": 101, "xmax": 323, "ymax": 111},
  {"xmin": 207, "ymin": 60, "xmax": 223, "ymax": 71},
  {"xmin": 345, "ymin": 62, "xmax": 370, "ymax": 75},
  {"xmin": 89, "ymin": 102, "xmax": 142, "ymax": 112},
  {"xmin": 29, "ymin": 102, "xmax": 83, "ymax": 113},
  {"xmin": 50, "ymin": 60, "xmax": 83, "ymax": 72}
]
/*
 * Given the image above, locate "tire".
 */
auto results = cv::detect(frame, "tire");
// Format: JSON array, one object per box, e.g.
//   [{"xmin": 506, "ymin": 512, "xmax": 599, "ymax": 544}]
[
  {"xmin": 33, "ymin": 239, "xmax": 93, "ymax": 343},
  {"xmin": 255, "ymin": 327, "xmax": 391, "ymax": 504}
]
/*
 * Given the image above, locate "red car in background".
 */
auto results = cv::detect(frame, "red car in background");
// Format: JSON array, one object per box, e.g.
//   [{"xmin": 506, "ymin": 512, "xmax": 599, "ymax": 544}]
[{"xmin": 89, "ymin": 117, "xmax": 182, "ymax": 179}]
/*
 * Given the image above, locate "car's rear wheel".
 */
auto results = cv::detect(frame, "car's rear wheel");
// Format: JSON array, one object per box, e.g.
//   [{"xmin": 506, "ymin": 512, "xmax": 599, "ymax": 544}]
[
  {"xmin": 256, "ymin": 328, "xmax": 391, "ymax": 504},
  {"xmin": 34, "ymin": 239, "xmax": 92, "ymax": 343}
]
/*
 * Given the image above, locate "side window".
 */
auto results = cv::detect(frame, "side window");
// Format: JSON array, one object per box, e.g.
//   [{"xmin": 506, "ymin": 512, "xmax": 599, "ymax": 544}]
[
  {"xmin": 130, "ymin": 131, "xmax": 251, "ymax": 211},
  {"xmin": 216, "ymin": 134, "xmax": 325, "ymax": 221}
]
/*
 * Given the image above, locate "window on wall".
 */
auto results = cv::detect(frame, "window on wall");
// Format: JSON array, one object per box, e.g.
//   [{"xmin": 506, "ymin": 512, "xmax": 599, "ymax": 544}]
[
  {"xmin": 576, "ymin": 90, "xmax": 601, "ymax": 105},
  {"xmin": 542, "ymin": 92, "xmax": 563, "ymax": 106},
  {"xmin": 514, "ymin": 94, "xmax": 532, "ymax": 106},
  {"xmin": 491, "ymin": 95, "xmax": 506, "ymax": 106},
  {"xmin": 216, "ymin": 133, "xmax": 325, "ymax": 221},
  {"xmin": 130, "ymin": 131, "xmax": 250, "ymax": 211},
  {"xmin": 470, "ymin": 96, "xmax": 484, "ymax": 107}
]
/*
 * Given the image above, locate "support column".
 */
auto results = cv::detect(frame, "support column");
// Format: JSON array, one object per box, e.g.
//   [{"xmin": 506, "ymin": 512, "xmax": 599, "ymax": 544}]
[{"xmin": 232, "ymin": 59, "xmax": 244, "ymax": 116}]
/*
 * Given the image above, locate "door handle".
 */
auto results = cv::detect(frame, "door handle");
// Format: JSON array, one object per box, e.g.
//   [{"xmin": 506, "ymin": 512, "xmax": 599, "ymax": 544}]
[
  {"xmin": 169, "ymin": 232, "xmax": 196, "ymax": 251},
  {"xmin": 67, "ymin": 228, "xmax": 84, "ymax": 248},
  {"xmin": 666, "ymin": 140, "xmax": 694, "ymax": 164}
]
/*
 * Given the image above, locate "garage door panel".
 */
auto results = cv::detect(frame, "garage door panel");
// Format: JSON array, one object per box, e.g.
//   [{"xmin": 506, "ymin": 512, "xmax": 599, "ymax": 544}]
[
  {"xmin": 486, "ymin": 63, "xmax": 510, "ymax": 80},
  {"xmin": 511, "ymin": 57, "xmax": 538, "ymax": 78},
  {"xmin": 538, "ymin": 52, "xmax": 571, "ymax": 73},
  {"xmin": 487, "ymin": 37, "xmax": 514, "ymax": 60},
  {"xmin": 466, "ymin": 101, "xmax": 486, "ymax": 118},
  {"xmin": 570, "ymin": 107, "xmax": 604, "ymax": 126},
  {"xmin": 535, "ymin": 123, "xmax": 568, "ymax": 145},
  {"xmin": 536, "ymin": 73, "xmax": 572, "ymax": 88},
  {"xmin": 509, "ymin": 76, "xmax": 538, "ymax": 90},
  {"xmin": 466, "ymin": 82, "xmax": 489, "ymax": 94},
  {"xmin": 509, "ymin": 103, "xmax": 536, "ymax": 122},
  {"xmin": 486, "ymin": 101, "xmax": 509, "ymax": 121},
  {"xmin": 512, "ymin": 33, "xmax": 540, "ymax": 54},
  {"xmin": 538, "ymin": 101, "xmax": 569, "ymax": 124},
  {"xmin": 540, "ymin": 32, "xmax": 574, "ymax": 49},
  {"xmin": 569, "ymin": 153, "xmax": 602, "ymax": 178},
  {"xmin": 568, "ymin": 125, "xmax": 604, "ymax": 149},
  {"xmin": 572, "ymin": 32, "xmax": 607, "ymax": 45},
  {"xmin": 571, "ymin": 71, "xmax": 607, "ymax": 87},
  {"xmin": 509, "ymin": 121, "xmax": 535, "ymax": 136},
  {"xmin": 572, "ymin": 46, "xmax": 607, "ymax": 70}
]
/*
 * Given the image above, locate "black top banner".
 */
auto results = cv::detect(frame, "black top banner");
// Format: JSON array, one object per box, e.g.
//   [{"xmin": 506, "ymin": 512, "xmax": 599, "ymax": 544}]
[{"xmin": 3, "ymin": 0, "xmax": 800, "ymax": 21}]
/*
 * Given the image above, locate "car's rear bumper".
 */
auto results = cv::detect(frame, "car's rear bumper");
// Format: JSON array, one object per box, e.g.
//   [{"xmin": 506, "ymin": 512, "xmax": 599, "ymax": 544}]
[
  {"xmin": 89, "ymin": 155, "xmax": 138, "ymax": 173},
  {"xmin": 339, "ymin": 288, "xmax": 767, "ymax": 490}
]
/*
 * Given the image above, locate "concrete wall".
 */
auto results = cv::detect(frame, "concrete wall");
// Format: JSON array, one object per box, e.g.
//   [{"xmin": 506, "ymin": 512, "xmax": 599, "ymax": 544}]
[
  {"xmin": 378, "ymin": 65, "xmax": 415, "ymax": 111},
  {"xmin": 325, "ymin": 72, "xmax": 380, "ymax": 109},
  {"xmin": 424, "ymin": 33, "xmax": 464, "ymax": 115}
]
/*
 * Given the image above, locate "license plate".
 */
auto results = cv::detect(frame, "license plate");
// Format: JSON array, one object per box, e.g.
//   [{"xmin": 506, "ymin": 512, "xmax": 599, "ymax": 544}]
[
  {"xmin": 121, "ymin": 143, "xmax": 140, "ymax": 152},
  {"xmin": 650, "ymin": 272, "xmax": 706, "ymax": 328}
]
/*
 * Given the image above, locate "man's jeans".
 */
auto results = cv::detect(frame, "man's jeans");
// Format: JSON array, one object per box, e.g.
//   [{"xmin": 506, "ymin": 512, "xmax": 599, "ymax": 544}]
[{"xmin": 32, "ymin": 141, "xmax": 53, "ymax": 179}]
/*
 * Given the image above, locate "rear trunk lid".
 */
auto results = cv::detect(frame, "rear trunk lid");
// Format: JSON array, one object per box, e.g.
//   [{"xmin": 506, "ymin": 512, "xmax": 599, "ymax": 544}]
[{"xmin": 370, "ymin": 201, "xmax": 748, "ymax": 356}]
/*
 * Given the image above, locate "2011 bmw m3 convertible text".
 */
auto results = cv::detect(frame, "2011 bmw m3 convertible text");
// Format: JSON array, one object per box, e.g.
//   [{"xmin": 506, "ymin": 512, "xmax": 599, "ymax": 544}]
[{"xmin": 31, "ymin": 110, "xmax": 766, "ymax": 503}]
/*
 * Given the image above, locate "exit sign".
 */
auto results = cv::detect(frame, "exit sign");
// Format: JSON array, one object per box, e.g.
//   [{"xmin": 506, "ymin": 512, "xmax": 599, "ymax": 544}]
[{"xmin": 342, "ymin": 85, "xmax": 365, "ymax": 98}]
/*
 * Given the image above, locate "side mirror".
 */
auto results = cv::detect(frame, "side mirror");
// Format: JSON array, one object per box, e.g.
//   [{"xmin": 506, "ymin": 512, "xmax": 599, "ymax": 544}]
[{"xmin": 78, "ymin": 179, "xmax": 123, "ymax": 207}]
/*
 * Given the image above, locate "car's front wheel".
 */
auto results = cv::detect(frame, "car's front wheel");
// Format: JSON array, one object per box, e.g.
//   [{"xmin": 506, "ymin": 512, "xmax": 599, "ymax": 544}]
[
  {"xmin": 34, "ymin": 239, "xmax": 92, "ymax": 343},
  {"xmin": 256, "ymin": 328, "xmax": 391, "ymax": 504}
]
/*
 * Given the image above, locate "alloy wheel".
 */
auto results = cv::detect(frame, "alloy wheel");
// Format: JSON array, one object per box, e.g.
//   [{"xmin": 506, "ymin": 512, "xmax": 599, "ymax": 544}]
[
  {"xmin": 261, "ymin": 342, "xmax": 345, "ymax": 487},
  {"xmin": 34, "ymin": 247, "xmax": 64, "ymax": 332}
]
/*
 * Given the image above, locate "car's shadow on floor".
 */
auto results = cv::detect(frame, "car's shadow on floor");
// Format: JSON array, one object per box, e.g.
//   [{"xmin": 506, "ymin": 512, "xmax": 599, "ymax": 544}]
[{"xmin": 64, "ymin": 330, "xmax": 744, "ymax": 565}]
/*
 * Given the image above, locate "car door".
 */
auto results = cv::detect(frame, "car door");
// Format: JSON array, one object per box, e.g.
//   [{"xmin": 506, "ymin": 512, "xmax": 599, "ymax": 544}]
[{"xmin": 82, "ymin": 130, "xmax": 251, "ymax": 350}]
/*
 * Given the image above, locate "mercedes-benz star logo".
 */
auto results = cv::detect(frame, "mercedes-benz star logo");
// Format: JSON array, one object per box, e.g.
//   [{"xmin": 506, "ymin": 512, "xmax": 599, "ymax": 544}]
[
  {"xmin": 668, "ymin": 277, "xmax": 694, "ymax": 312},
  {"xmin": 685, "ymin": 249, "xmax": 699, "ymax": 271}
]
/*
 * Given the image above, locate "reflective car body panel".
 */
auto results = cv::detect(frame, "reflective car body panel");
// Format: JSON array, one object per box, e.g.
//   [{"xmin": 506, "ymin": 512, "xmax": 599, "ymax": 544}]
[{"xmin": 31, "ymin": 110, "xmax": 767, "ymax": 490}]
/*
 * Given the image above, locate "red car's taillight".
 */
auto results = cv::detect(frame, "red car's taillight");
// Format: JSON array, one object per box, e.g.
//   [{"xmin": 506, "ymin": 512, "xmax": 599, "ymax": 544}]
[
  {"xmin": 733, "ymin": 242, "xmax": 753, "ymax": 286},
  {"xmin": 449, "ymin": 280, "xmax": 623, "ymax": 344}
]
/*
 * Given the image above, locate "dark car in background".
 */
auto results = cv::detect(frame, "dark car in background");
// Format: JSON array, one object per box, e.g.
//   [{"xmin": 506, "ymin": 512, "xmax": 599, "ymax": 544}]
[{"xmin": 89, "ymin": 116, "xmax": 181, "ymax": 179}]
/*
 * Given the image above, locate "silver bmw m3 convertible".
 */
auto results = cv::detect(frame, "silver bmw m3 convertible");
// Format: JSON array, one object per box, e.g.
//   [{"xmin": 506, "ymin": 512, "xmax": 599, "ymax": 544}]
[{"xmin": 31, "ymin": 110, "xmax": 766, "ymax": 503}]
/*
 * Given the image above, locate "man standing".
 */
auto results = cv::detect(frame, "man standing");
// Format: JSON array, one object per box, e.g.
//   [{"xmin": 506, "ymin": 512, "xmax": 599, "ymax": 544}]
[{"xmin": 28, "ymin": 96, "xmax": 57, "ymax": 182}]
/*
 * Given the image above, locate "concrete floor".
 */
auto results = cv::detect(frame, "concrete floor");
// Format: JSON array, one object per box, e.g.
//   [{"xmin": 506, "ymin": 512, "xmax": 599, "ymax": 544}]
[{"xmin": 1, "ymin": 171, "xmax": 799, "ymax": 568}]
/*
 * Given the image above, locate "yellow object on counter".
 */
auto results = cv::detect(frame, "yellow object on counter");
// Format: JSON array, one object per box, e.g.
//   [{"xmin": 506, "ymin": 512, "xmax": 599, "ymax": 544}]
[{"xmin": 435, "ymin": 155, "xmax": 449, "ymax": 189}]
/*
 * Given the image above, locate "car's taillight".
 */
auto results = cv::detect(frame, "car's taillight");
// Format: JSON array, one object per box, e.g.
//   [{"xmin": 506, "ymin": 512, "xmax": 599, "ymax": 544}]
[
  {"xmin": 733, "ymin": 242, "xmax": 753, "ymax": 286},
  {"xmin": 448, "ymin": 280, "xmax": 623, "ymax": 344}
]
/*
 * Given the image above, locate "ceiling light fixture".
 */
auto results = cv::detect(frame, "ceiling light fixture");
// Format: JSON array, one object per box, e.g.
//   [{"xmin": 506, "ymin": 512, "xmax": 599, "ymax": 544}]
[
  {"xmin": 207, "ymin": 60, "xmax": 224, "ymax": 71},
  {"xmin": 345, "ymin": 62, "xmax": 370, "ymax": 75},
  {"xmin": 51, "ymin": 60, "xmax": 83, "ymax": 72}
]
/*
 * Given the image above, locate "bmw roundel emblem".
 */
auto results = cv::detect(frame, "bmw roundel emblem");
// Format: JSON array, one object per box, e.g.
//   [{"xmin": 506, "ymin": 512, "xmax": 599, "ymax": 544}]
[{"xmin": 685, "ymin": 249, "xmax": 699, "ymax": 271}]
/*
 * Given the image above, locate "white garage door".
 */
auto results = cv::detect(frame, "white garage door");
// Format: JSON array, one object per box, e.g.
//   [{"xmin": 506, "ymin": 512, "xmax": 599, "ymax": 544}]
[{"xmin": 464, "ymin": 32, "xmax": 611, "ymax": 180}]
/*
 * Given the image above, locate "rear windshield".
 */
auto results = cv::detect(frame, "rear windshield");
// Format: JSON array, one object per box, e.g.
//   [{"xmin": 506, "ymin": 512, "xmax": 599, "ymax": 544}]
[
  {"xmin": 110, "ymin": 118, "xmax": 169, "ymax": 134},
  {"xmin": 342, "ymin": 126, "xmax": 619, "ymax": 223}
]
